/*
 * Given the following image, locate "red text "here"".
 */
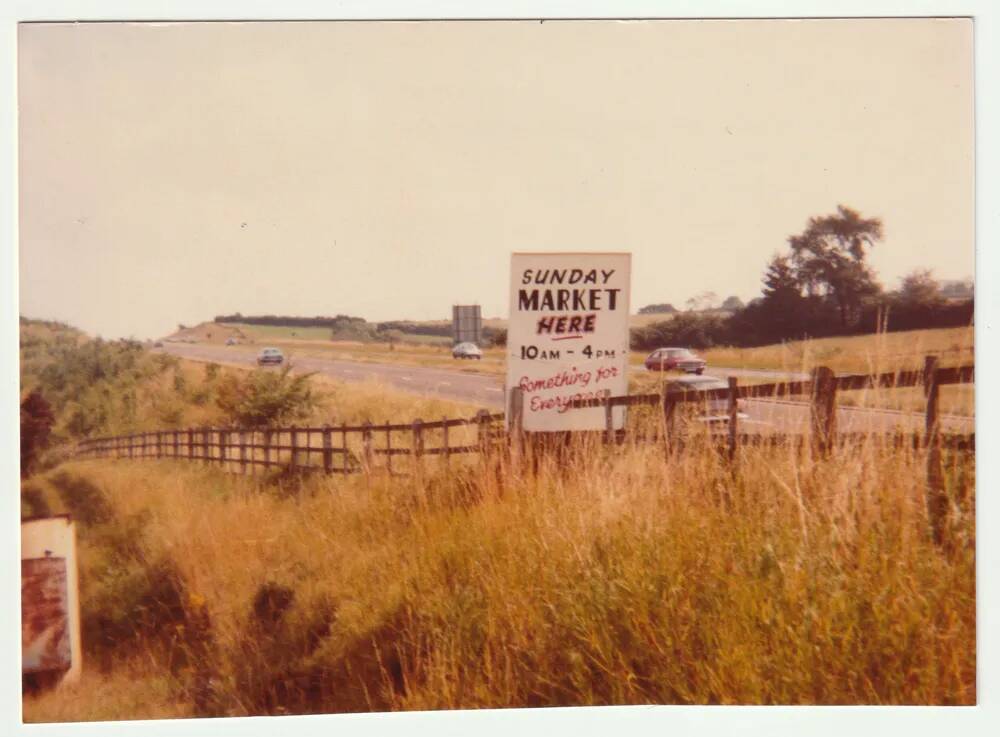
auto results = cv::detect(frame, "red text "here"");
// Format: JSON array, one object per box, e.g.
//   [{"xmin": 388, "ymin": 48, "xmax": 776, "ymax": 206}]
[{"xmin": 536, "ymin": 314, "xmax": 596, "ymax": 335}]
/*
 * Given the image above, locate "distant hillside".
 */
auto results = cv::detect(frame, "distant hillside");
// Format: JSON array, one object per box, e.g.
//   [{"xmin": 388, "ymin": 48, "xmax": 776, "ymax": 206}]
[
  {"xmin": 19, "ymin": 316, "xmax": 86, "ymax": 346},
  {"xmin": 206, "ymin": 314, "xmax": 508, "ymax": 346},
  {"xmin": 213, "ymin": 313, "xmax": 383, "ymax": 342},
  {"xmin": 168, "ymin": 321, "xmax": 248, "ymax": 344}
]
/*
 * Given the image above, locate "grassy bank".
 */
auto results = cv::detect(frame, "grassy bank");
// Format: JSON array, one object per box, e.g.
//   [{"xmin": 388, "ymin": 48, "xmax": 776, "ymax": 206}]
[
  {"xmin": 23, "ymin": 432, "xmax": 975, "ymax": 719},
  {"xmin": 698, "ymin": 326, "xmax": 973, "ymax": 375}
]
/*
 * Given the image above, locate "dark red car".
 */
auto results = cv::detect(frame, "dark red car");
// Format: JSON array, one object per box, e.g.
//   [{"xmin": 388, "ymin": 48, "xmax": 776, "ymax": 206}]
[{"xmin": 644, "ymin": 347, "xmax": 707, "ymax": 374}]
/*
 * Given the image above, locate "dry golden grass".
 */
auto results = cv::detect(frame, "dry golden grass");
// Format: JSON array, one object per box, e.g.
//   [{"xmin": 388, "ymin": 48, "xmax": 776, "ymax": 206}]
[
  {"xmin": 22, "ymin": 325, "xmax": 976, "ymax": 720},
  {"xmin": 837, "ymin": 383, "xmax": 975, "ymax": 417},
  {"xmin": 700, "ymin": 326, "xmax": 974, "ymax": 375},
  {"xmin": 23, "ymin": 427, "xmax": 975, "ymax": 719},
  {"xmin": 149, "ymin": 360, "xmax": 481, "ymax": 431},
  {"xmin": 23, "ymin": 661, "xmax": 191, "ymax": 723}
]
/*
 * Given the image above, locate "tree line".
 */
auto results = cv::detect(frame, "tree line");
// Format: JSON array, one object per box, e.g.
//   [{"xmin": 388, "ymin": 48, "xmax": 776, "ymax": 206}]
[
  {"xmin": 632, "ymin": 205, "xmax": 973, "ymax": 351},
  {"xmin": 214, "ymin": 313, "xmax": 505, "ymax": 345}
]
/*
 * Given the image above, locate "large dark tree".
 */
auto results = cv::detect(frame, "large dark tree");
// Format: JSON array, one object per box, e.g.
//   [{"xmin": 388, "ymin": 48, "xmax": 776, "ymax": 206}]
[
  {"xmin": 21, "ymin": 389, "xmax": 55, "ymax": 477},
  {"xmin": 787, "ymin": 205, "xmax": 883, "ymax": 328},
  {"xmin": 736, "ymin": 254, "xmax": 811, "ymax": 343},
  {"xmin": 762, "ymin": 254, "xmax": 802, "ymax": 303}
]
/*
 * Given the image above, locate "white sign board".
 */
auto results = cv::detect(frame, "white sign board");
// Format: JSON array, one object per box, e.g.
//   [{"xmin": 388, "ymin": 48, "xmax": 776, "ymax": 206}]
[{"xmin": 507, "ymin": 252, "xmax": 631, "ymax": 432}]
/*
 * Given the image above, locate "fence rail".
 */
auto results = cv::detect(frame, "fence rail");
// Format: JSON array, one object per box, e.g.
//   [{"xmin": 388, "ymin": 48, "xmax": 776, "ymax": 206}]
[
  {"xmin": 75, "ymin": 358, "xmax": 974, "ymax": 473},
  {"xmin": 75, "ymin": 411, "xmax": 506, "ymax": 475}
]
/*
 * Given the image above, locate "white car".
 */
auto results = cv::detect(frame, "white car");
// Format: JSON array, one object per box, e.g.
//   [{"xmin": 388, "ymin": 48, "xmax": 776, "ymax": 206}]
[
  {"xmin": 256, "ymin": 347, "xmax": 284, "ymax": 365},
  {"xmin": 666, "ymin": 375, "xmax": 749, "ymax": 424},
  {"xmin": 452, "ymin": 342, "xmax": 483, "ymax": 360}
]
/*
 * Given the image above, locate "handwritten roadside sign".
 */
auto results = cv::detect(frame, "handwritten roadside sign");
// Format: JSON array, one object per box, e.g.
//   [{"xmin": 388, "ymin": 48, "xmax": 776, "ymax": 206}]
[{"xmin": 507, "ymin": 252, "xmax": 631, "ymax": 432}]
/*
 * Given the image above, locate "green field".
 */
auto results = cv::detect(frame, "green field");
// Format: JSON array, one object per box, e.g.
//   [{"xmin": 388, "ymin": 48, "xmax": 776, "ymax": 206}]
[
  {"xmin": 227, "ymin": 323, "xmax": 353, "ymax": 342},
  {"xmin": 227, "ymin": 322, "xmax": 451, "ymax": 346}
]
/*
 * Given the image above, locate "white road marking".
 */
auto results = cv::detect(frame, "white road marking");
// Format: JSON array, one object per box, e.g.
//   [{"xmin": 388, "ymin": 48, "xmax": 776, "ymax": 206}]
[{"xmin": 401, "ymin": 376, "xmax": 413, "ymax": 382}]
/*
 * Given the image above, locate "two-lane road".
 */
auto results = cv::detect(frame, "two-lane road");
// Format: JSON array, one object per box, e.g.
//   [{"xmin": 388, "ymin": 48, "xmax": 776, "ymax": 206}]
[
  {"xmin": 162, "ymin": 342, "xmax": 505, "ymax": 408},
  {"xmin": 160, "ymin": 343, "xmax": 974, "ymax": 435}
]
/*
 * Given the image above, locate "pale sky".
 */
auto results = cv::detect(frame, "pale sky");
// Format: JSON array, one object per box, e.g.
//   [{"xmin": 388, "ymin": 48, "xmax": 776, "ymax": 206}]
[{"xmin": 18, "ymin": 18, "xmax": 974, "ymax": 339}]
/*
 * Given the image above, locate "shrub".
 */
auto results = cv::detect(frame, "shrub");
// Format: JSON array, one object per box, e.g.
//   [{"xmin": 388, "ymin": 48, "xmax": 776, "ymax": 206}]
[
  {"xmin": 215, "ymin": 366, "xmax": 320, "ymax": 427},
  {"xmin": 21, "ymin": 389, "xmax": 55, "ymax": 477}
]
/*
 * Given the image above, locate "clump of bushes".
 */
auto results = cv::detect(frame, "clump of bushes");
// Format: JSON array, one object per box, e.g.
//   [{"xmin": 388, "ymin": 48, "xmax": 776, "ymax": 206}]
[{"xmin": 215, "ymin": 366, "xmax": 321, "ymax": 427}]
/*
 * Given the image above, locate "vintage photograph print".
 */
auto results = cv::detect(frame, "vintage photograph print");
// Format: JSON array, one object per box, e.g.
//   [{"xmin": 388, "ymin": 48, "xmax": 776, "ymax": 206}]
[{"xmin": 18, "ymin": 17, "xmax": 974, "ymax": 721}]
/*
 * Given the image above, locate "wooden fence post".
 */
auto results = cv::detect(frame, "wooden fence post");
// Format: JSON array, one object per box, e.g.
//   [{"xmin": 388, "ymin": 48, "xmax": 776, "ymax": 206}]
[
  {"xmin": 604, "ymin": 398, "xmax": 615, "ymax": 446},
  {"xmin": 385, "ymin": 427, "xmax": 393, "ymax": 474},
  {"xmin": 727, "ymin": 376, "xmax": 739, "ymax": 461},
  {"xmin": 924, "ymin": 355, "xmax": 947, "ymax": 545},
  {"xmin": 508, "ymin": 387, "xmax": 525, "ymax": 464},
  {"xmin": 476, "ymin": 410, "xmax": 490, "ymax": 458},
  {"xmin": 202, "ymin": 429, "xmax": 210, "ymax": 464},
  {"xmin": 290, "ymin": 427, "xmax": 298, "ymax": 471},
  {"xmin": 810, "ymin": 366, "xmax": 837, "ymax": 457},
  {"xmin": 362, "ymin": 422, "xmax": 373, "ymax": 473},
  {"xmin": 342, "ymin": 423, "xmax": 349, "ymax": 473},
  {"xmin": 262, "ymin": 429, "xmax": 272, "ymax": 468},
  {"xmin": 128, "ymin": 434, "xmax": 134, "ymax": 459},
  {"xmin": 239, "ymin": 430, "xmax": 248, "ymax": 474},
  {"xmin": 412, "ymin": 419, "xmax": 424, "ymax": 473},
  {"xmin": 662, "ymin": 382, "xmax": 680, "ymax": 449},
  {"xmin": 441, "ymin": 416, "xmax": 450, "ymax": 469},
  {"xmin": 509, "ymin": 387, "xmax": 524, "ymax": 438},
  {"xmin": 322, "ymin": 425, "xmax": 333, "ymax": 474}
]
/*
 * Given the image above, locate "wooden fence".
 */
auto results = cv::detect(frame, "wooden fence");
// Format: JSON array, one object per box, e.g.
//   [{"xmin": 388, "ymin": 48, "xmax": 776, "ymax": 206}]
[
  {"xmin": 73, "ymin": 356, "xmax": 973, "ymax": 546},
  {"xmin": 567, "ymin": 356, "xmax": 974, "ymax": 455},
  {"xmin": 75, "ymin": 411, "xmax": 506, "ymax": 475},
  {"xmin": 75, "ymin": 357, "xmax": 974, "ymax": 474}
]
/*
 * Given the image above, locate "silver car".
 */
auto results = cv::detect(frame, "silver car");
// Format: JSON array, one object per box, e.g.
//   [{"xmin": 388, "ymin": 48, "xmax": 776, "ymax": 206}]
[
  {"xmin": 256, "ymin": 347, "xmax": 284, "ymax": 365},
  {"xmin": 666, "ymin": 375, "xmax": 748, "ymax": 424},
  {"xmin": 452, "ymin": 342, "xmax": 483, "ymax": 360}
]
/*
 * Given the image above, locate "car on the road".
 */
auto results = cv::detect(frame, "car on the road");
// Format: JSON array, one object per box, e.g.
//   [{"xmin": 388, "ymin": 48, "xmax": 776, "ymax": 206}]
[
  {"xmin": 256, "ymin": 347, "xmax": 284, "ymax": 366},
  {"xmin": 645, "ymin": 347, "xmax": 707, "ymax": 374},
  {"xmin": 452, "ymin": 342, "xmax": 483, "ymax": 360},
  {"xmin": 225, "ymin": 337, "xmax": 238, "ymax": 346},
  {"xmin": 152, "ymin": 341, "xmax": 163, "ymax": 348},
  {"xmin": 666, "ymin": 375, "xmax": 748, "ymax": 425}
]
